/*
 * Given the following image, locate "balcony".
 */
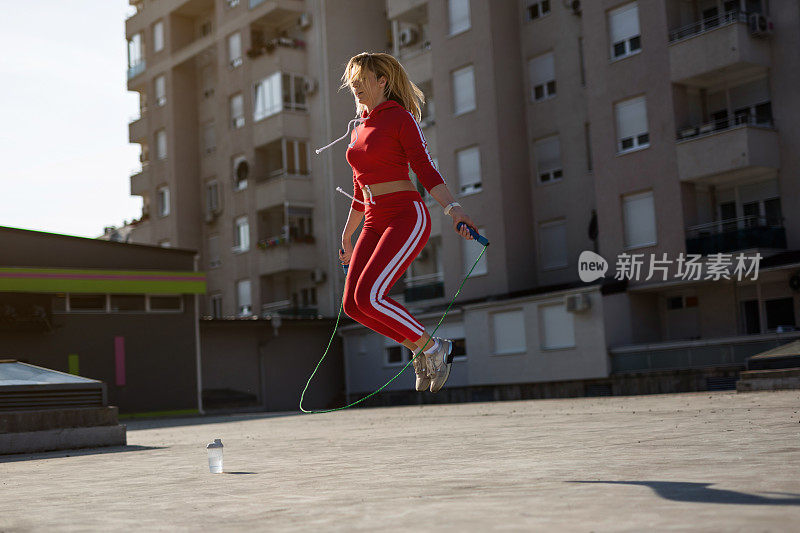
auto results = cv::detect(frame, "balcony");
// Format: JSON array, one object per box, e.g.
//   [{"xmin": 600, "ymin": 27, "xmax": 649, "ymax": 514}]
[
  {"xmin": 260, "ymin": 299, "xmax": 317, "ymax": 318},
  {"xmin": 610, "ymin": 331, "xmax": 800, "ymax": 374},
  {"xmin": 128, "ymin": 111, "xmax": 146, "ymax": 142},
  {"xmin": 252, "ymin": 112, "xmax": 309, "ymax": 148},
  {"xmin": 675, "ymin": 115, "xmax": 779, "ymax": 183},
  {"xmin": 256, "ymin": 241, "xmax": 317, "ymax": 276},
  {"xmin": 669, "ymin": 11, "xmax": 771, "ymax": 88},
  {"xmin": 404, "ymin": 272, "xmax": 444, "ymax": 302},
  {"xmin": 686, "ymin": 215, "xmax": 786, "ymax": 255},
  {"xmin": 130, "ymin": 168, "xmax": 149, "ymax": 197},
  {"xmin": 127, "ymin": 61, "xmax": 146, "ymax": 80},
  {"xmin": 248, "ymin": 43, "xmax": 307, "ymax": 79},
  {"xmin": 255, "ymin": 176, "xmax": 312, "ymax": 211}
]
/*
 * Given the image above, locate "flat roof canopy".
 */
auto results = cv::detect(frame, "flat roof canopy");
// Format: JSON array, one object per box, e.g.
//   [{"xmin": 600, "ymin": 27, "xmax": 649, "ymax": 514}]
[{"xmin": 0, "ymin": 267, "xmax": 206, "ymax": 294}]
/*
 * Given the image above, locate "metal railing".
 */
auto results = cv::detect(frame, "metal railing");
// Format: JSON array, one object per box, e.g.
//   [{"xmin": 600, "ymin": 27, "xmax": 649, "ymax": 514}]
[
  {"xmin": 676, "ymin": 112, "xmax": 774, "ymax": 140},
  {"xmin": 686, "ymin": 215, "xmax": 787, "ymax": 255},
  {"xmin": 686, "ymin": 215, "xmax": 784, "ymax": 238},
  {"xmin": 668, "ymin": 9, "xmax": 747, "ymax": 42},
  {"xmin": 127, "ymin": 61, "xmax": 146, "ymax": 80}
]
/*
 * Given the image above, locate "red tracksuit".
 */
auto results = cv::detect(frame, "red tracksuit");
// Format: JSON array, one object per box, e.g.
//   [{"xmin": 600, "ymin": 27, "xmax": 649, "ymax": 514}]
[{"xmin": 342, "ymin": 99, "xmax": 446, "ymax": 343}]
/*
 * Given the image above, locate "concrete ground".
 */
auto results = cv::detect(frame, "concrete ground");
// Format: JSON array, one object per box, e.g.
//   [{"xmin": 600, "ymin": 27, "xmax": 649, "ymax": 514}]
[{"xmin": 2, "ymin": 390, "xmax": 800, "ymax": 532}]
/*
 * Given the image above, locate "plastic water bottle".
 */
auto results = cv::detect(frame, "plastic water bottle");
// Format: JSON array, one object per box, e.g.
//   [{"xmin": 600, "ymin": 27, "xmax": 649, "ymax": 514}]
[{"xmin": 207, "ymin": 438, "xmax": 223, "ymax": 473}]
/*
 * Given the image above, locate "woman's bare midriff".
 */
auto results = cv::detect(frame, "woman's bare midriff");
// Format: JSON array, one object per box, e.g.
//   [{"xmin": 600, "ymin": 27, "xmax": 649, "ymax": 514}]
[{"xmin": 361, "ymin": 180, "xmax": 417, "ymax": 197}]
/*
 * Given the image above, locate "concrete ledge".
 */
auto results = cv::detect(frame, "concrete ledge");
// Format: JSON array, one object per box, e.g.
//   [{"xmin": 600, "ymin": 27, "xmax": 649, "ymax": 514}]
[
  {"xmin": 737, "ymin": 367, "xmax": 800, "ymax": 392},
  {"xmin": 0, "ymin": 425, "xmax": 127, "ymax": 455},
  {"xmin": 0, "ymin": 407, "xmax": 120, "ymax": 434}
]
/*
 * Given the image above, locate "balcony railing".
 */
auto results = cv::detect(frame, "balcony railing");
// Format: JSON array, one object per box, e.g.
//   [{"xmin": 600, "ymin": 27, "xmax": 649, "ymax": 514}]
[
  {"xmin": 256, "ymin": 233, "xmax": 315, "ymax": 250},
  {"xmin": 686, "ymin": 215, "xmax": 786, "ymax": 255},
  {"xmin": 127, "ymin": 61, "xmax": 146, "ymax": 80},
  {"xmin": 668, "ymin": 9, "xmax": 747, "ymax": 43},
  {"xmin": 676, "ymin": 112, "xmax": 774, "ymax": 141},
  {"xmin": 260, "ymin": 300, "xmax": 317, "ymax": 318},
  {"xmin": 404, "ymin": 272, "xmax": 444, "ymax": 302}
]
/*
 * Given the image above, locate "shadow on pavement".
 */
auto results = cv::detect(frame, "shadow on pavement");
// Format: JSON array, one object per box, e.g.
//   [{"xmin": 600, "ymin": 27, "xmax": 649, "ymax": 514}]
[
  {"xmin": 570, "ymin": 481, "xmax": 800, "ymax": 506},
  {"xmin": 124, "ymin": 411, "xmax": 301, "ymax": 431},
  {"xmin": 0, "ymin": 445, "xmax": 166, "ymax": 463},
  {"xmin": 224, "ymin": 471, "xmax": 258, "ymax": 475}
]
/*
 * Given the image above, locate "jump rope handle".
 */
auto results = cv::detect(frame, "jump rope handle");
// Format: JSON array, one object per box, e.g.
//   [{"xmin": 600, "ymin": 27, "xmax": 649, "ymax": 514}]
[
  {"xmin": 340, "ymin": 249, "xmax": 349, "ymax": 275},
  {"xmin": 457, "ymin": 222, "xmax": 490, "ymax": 246}
]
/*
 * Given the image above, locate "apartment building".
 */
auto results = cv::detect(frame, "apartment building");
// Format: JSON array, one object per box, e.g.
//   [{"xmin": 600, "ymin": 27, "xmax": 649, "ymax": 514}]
[{"xmin": 125, "ymin": 0, "xmax": 800, "ymax": 403}]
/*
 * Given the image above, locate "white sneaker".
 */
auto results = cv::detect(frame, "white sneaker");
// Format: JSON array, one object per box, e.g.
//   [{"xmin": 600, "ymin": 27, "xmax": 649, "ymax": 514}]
[
  {"xmin": 424, "ymin": 338, "xmax": 454, "ymax": 393},
  {"xmin": 412, "ymin": 352, "xmax": 431, "ymax": 392}
]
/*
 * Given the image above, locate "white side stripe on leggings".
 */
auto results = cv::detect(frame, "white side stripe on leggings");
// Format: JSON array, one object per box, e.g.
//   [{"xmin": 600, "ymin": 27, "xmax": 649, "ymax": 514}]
[{"xmin": 369, "ymin": 201, "xmax": 428, "ymax": 336}]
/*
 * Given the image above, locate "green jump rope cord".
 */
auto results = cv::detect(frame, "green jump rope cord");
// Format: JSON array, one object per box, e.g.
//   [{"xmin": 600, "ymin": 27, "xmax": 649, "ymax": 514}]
[{"xmin": 299, "ymin": 245, "xmax": 487, "ymax": 414}]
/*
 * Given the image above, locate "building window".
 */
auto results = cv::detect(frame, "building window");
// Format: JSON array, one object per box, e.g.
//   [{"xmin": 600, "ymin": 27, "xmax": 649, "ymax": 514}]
[
  {"xmin": 534, "ymin": 135, "xmax": 562, "ymax": 183},
  {"xmin": 153, "ymin": 20, "xmax": 164, "ymax": 52},
  {"xmin": 155, "ymin": 75, "xmax": 166, "ymax": 107},
  {"xmin": 765, "ymin": 298, "xmax": 796, "ymax": 332},
  {"xmin": 230, "ymin": 93, "xmax": 244, "ymax": 129},
  {"xmin": 448, "ymin": 0, "xmax": 471, "ymax": 35},
  {"xmin": 234, "ymin": 216, "xmax": 250, "ymax": 252},
  {"xmin": 608, "ymin": 2, "xmax": 641, "ymax": 60},
  {"xmin": 203, "ymin": 121, "xmax": 216, "ymax": 154},
  {"xmin": 155, "ymin": 129, "xmax": 167, "ymax": 159},
  {"xmin": 285, "ymin": 139, "xmax": 309, "ymax": 175},
  {"xmin": 528, "ymin": 52, "xmax": 556, "ymax": 102},
  {"xmin": 463, "ymin": 226, "xmax": 487, "ymax": 275},
  {"xmin": 253, "ymin": 72, "xmax": 307, "ymax": 121},
  {"xmin": 127, "ymin": 33, "xmax": 143, "ymax": 69},
  {"xmin": 110, "ymin": 294, "xmax": 146, "ymax": 312},
  {"xmin": 622, "ymin": 190, "xmax": 657, "ymax": 248},
  {"xmin": 492, "ymin": 310, "xmax": 526, "ymax": 355},
  {"xmin": 206, "ymin": 180, "xmax": 219, "ymax": 215},
  {"xmin": 236, "ymin": 279, "xmax": 252, "ymax": 316},
  {"xmin": 615, "ymin": 95, "xmax": 649, "ymax": 153},
  {"xmin": 539, "ymin": 219, "xmax": 568, "ymax": 270},
  {"xmin": 228, "ymin": 32, "xmax": 242, "ymax": 68},
  {"xmin": 539, "ymin": 303, "xmax": 575, "ymax": 349},
  {"xmin": 208, "ymin": 234, "xmax": 221, "ymax": 269},
  {"xmin": 452, "ymin": 65, "xmax": 476, "ymax": 116},
  {"xmin": 526, "ymin": 0, "xmax": 551, "ymax": 20},
  {"xmin": 384, "ymin": 338, "xmax": 410, "ymax": 366},
  {"xmin": 456, "ymin": 146, "xmax": 481, "ymax": 194},
  {"xmin": 157, "ymin": 185, "xmax": 170, "ymax": 217},
  {"xmin": 232, "ymin": 154, "xmax": 248, "ymax": 191},
  {"xmin": 148, "ymin": 295, "xmax": 182, "ymax": 312},
  {"xmin": 69, "ymin": 294, "xmax": 107, "ymax": 312},
  {"xmin": 210, "ymin": 293, "xmax": 222, "ymax": 318}
]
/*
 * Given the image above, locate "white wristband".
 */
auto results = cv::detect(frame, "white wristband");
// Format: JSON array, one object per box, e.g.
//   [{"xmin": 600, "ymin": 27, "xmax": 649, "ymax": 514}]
[{"xmin": 444, "ymin": 202, "xmax": 461, "ymax": 216}]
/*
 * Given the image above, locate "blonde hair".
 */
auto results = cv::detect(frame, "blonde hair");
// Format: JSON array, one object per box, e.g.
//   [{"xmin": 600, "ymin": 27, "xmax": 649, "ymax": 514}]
[{"xmin": 339, "ymin": 52, "xmax": 425, "ymax": 122}]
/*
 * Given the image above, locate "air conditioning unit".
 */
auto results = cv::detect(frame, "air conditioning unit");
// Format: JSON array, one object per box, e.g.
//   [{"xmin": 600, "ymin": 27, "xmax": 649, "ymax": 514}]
[
  {"xmin": 749, "ymin": 13, "xmax": 773, "ymax": 37},
  {"xmin": 204, "ymin": 210, "xmax": 219, "ymax": 223},
  {"xmin": 399, "ymin": 27, "xmax": 419, "ymax": 47},
  {"xmin": 565, "ymin": 293, "xmax": 591, "ymax": 313},
  {"xmin": 303, "ymin": 77, "xmax": 318, "ymax": 95},
  {"xmin": 311, "ymin": 268, "xmax": 326, "ymax": 283},
  {"xmin": 298, "ymin": 12, "xmax": 311, "ymax": 29}
]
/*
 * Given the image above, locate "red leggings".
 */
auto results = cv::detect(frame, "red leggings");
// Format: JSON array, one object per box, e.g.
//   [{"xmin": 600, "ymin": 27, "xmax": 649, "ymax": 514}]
[{"xmin": 343, "ymin": 190, "xmax": 431, "ymax": 344}]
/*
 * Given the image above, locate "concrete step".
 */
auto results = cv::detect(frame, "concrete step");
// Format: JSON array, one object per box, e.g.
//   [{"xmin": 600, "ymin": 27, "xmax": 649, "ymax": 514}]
[
  {"xmin": 0, "ymin": 425, "xmax": 127, "ymax": 455},
  {"xmin": 736, "ymin": 367, "xmax": 800, "ymax": 392},
  {"xmin": 0, "ymin": 407, "xmax": 120, "ymax": 434}
]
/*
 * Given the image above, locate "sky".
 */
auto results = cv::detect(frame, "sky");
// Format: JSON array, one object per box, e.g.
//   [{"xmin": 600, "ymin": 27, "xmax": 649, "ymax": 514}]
[{"xmin": 0, "ymin": 1, "xmax": 142, "ymax": 239}]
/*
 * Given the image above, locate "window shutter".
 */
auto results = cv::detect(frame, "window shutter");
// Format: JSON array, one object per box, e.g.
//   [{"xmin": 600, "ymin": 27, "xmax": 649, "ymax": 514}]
[
  {"xmin": 448, "ymin": 0, "xmax": 470, "ymax": 34},
  {"xmin": 493, "ymin": 310, "xmax": 526, "ymax": 354},
  {"xmin": 228, "ymin": 33, "xmax": 241, "ymax": 62},
  {"xmin": 540, "ymin": 220, "xmax": 568, "ymax": 269},
  {"xmin": 616, "ymin": 96, "xmax": 648, "ymax": 140},
  {"xmin": 237, "ymin": 280, "xmax": 251, "ymax": 310},
  {"xmin": 456, "ymin": 146, "xmax": 481, "ymax": 192},
  {"xmin": 452, "ymin": 66, "xmax": 475, "ymax": 114},
  {"xmin": 529, "ymin": 52, "xmax": 555, "ymax": 86},
  {"xmin": 623, "ymin": 190, "xmax": 656, "ymax": 247},
  {"xmin": 535, "ymin": 136, "xmax": 561, "ymax": 174},
  {"xmin": 540, "ymin": 303, "xmax": 575, "ymax": 349},
  {"xmin": 609, "ymin": 3, "xmax": 640, "ymax": 44}
]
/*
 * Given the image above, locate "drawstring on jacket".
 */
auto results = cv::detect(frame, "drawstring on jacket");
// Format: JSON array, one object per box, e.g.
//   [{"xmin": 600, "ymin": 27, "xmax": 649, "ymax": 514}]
[{"xmin": 315, "ymin": 117, "xmax": 367, "ymax": 154}]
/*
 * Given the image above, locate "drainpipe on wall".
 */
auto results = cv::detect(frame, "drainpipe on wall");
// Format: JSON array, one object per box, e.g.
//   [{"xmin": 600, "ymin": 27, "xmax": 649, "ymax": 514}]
[{"xmin": 193, "ymin": 253, "xmax": 205, "ymax": 415}]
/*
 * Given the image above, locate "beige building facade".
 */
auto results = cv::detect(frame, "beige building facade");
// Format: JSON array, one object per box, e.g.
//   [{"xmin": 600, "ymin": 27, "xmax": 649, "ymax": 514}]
[{"xmin": 125, "ymin": 0, "xmax": 800, "ymax": 400}]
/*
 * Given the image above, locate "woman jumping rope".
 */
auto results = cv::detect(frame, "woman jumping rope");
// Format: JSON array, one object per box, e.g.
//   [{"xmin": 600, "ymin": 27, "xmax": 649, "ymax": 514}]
[{"xmin": 316, "ymin": 52, "xmax": 479, "ymax": 393}]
